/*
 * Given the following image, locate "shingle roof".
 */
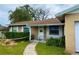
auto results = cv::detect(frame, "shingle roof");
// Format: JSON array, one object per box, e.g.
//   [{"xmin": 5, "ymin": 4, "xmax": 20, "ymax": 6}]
[{"xmin": 10, "ymin": 18, "xmax": 64, "ymax": 26}]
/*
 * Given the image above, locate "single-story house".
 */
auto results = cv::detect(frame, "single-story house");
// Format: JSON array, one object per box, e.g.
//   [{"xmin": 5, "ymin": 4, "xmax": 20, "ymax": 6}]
[
  {"xmin": 55, "ymin": 5, "xmax": 79, "ymax": 54},
  {"xmin": 9, "ymin": 5, "xmax": 79, "ymax": 54},
  {"xmin": 9, "ymin": 18, "xmax": 64, "ymax": 41}
]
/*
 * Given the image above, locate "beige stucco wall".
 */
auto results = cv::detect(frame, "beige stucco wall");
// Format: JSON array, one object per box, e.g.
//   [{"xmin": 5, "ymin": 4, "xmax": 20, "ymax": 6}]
[
  {"xmin": 31, "ymin": 27, "xmax": 38, "ymax": 39},
  {"xmin": 65, "ymin": 13, "xmax": 79, "ymax": 54}
]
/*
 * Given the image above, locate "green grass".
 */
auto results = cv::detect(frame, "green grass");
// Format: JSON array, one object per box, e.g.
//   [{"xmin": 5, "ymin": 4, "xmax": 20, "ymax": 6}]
[
  {"xmin": 0, "ymin": 41, "xmax": 29, "ymax": 55},
  {"xmin": 36, "ymin": 42, "xmax": 68, "ymax": 55}
]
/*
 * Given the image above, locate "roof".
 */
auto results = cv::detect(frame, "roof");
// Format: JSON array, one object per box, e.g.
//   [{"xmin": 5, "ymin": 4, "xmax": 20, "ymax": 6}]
[
  {"xmin": 0, "ymin": 25, "xmax": 7, "ymax": 31},
  {"xmin": 9, "ymin": 18, "xmax": 64, "ymax": 26},
  {"xmin": 55, "ymin": 5, "xmax": 79, "ymax": 17}
]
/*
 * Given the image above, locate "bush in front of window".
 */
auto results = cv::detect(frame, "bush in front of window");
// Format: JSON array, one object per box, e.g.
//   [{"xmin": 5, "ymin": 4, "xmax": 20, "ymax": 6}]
[
  {"xmin": 59, "ymin": 37, "xmax": 65, "ymax": 48},
  {"xmin": 46, "ymin": 37, "xmax": 65, "ymax": 47},
  {"xmin": 4, "ymin": 32, "xmax": 29, "ymax": 41},
  {"xmin": 46, "ymin": 38, "xmax": 60, "ymax": 47}
]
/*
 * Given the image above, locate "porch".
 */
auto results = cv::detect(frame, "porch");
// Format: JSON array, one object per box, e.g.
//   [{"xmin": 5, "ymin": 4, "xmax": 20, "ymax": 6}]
[
  {"xmin": 31, "ymin": 26, "xmax": 47, "ymax": 41},
  {"xmin": 29, "ymin": 25, "xmax": 64, "ymax": 41}
]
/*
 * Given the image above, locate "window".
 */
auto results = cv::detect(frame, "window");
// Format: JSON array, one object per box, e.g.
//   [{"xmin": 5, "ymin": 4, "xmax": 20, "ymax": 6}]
[
  {"xmin": 23, "ymin": 26, "xmax": 29, "ymax": 33},
  {"xmin": 12, "ymin": 27, "xmax": 17, "ymax": 32},
  {"xmin": 49, "ymin": 26, "xmax": 59, "ymax": 35}
]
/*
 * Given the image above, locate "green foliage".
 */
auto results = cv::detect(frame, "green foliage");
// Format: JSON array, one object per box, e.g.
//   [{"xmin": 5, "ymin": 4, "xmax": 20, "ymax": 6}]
[
  {"xmin": 36, "ymin": 43, "xmax": 68, "ymax": 55},
  {"xmin": 59, "ymin": 37, "xmax": 65, "ymax": 48},
  {"xmin": 4, "ymin": 32, "xmax": 29, "ymax": 40},
  {"xmin": 9, "ymin": 5, "xmax": 34, "ymax": 23},
  {"xmin": 46, "ymin": 38, "xmax": 60, "ymax": 47},
  {"xmin": 0, "ymin": 41, "xmax": 29, "ymax": 55},
  {"xmin": 9, "ymin": 5, "xmax": 50, "ymax": 23},
  {"xmin": 46, "ymin": 38, "xmax": 65, "ymax": 47}
]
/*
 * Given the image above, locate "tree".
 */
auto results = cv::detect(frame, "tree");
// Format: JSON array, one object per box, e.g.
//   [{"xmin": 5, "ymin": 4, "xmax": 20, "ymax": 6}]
[
  {"xmin": 9, "ymin": 5, "xmax": 50, "ymax": 23},
  {"xmin": 33, "ymin": 8, "xmax": 49, "ymax": 20},
  {"xmin": 9, "ymin": 5, "xmax": 34, "ymax": 23},
  {"xmin": 23, "ymin": 5, "xmax": 50, "ymax": 20}
]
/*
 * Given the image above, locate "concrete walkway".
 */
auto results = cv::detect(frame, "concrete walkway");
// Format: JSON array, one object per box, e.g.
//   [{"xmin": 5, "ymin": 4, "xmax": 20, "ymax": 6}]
[{"xmin": 23, "ymin": 41, "xmax": 37, "ymax": 55}]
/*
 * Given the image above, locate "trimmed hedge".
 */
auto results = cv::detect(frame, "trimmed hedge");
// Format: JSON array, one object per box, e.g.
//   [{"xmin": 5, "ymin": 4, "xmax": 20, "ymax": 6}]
[
  {"xmin": 4, "ymin": 32, "xmax": 29, "ymax": 41},
  {"xmin": 46, "ymin": 38, "xmax": 65, "ymax": 48}
]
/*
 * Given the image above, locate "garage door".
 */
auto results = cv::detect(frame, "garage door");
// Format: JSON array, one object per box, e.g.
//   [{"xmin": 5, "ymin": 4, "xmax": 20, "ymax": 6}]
[{"xmin": 75, "ymin": 22, "xmax": 79, "ymax": 52}]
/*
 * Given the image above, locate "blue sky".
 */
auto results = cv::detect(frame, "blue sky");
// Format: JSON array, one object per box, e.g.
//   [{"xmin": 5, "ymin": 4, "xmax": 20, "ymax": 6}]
[{"xmin": 0, "ymin": 4, "xmax": 75, "ymax": 26}]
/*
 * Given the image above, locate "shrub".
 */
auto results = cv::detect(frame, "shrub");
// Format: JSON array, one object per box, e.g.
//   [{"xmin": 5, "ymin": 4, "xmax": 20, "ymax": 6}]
[
  {"xmin": 59, "ymin": 37, "xmax": 65, "ymax": 48},
  {"xmin": 4, "ymin": 32, "xmax": 29, "ymax": 41},
  {"xmin": 46, "ymin": 38, "xmax": 65, "ymax": 47},
  {"xmin": 46, "ymin": 38, "xmax": 60, "ymax": 47}
]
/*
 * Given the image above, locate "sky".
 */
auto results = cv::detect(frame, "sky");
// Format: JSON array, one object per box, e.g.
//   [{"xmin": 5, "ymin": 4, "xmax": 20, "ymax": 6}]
[{"xmin": 0, "ymin": 4, "xmax": 75, "ymax": 26}]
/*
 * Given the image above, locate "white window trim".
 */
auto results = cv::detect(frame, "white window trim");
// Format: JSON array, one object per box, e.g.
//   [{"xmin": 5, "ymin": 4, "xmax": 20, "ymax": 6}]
[
  {"xmin": 17, "ymin": 26, "xmax": 18, "ymax": 32},
  {"xmin": 47, "ymin": 26, "xmax": 62, "ymax": 38},
  {"xmin": 9, "ymin": 27, "xmax": 12, "ymax": 32},
  {"xmin": 22, "ymin": 26, "xmax": 24, "ymax": 32},
  {"xmin": 49, "ymin": 26, "xmax": 59, "ymax": 35}
]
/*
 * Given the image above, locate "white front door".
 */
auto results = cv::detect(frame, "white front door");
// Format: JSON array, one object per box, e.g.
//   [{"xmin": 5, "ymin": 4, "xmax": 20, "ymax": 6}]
[
  {"xmin": 75, "ymin": 22, "xmax": 79, "ymax": 52},
  {"xmin": 38, "ymin": 27, "xmax": 44, "ymax": 40}
]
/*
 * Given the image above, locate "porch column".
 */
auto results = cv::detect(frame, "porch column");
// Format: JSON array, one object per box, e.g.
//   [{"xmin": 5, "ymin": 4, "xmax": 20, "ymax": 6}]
[
  {"xmin": 17, "ymin": 26, "xmax": 18, "ymax": 32},
  {"xmin": 26, "ymin": 24, "xmax": 31, "ymax": 41}
]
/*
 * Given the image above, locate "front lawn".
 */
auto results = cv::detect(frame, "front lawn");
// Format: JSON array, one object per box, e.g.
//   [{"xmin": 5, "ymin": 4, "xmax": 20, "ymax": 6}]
[
  {"xmin": 36, "ymin": 42, "xmax": 68, "ymax": 55},
  {"xmin": 0, "ymin": 41, "xmax": 29, "ymax": 55}
]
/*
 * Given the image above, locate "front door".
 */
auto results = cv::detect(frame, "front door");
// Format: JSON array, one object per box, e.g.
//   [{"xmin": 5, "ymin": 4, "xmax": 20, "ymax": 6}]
[{"xmin": 38, "ymin": 27, "xmax": 44, "ymax": 41}]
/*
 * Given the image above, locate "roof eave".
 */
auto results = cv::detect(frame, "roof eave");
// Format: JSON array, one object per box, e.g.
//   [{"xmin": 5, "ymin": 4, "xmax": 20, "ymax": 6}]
[
  {"xmin": 28, "ymin": 23, "xmax": 64, "ymax": 26},
  {"xmin": 9, "ymin": 23, "xmax": 64, "ymax": 27},
  {"xmin": 55, "ymin": 5, "xmax": 79, "ymax": 17}
]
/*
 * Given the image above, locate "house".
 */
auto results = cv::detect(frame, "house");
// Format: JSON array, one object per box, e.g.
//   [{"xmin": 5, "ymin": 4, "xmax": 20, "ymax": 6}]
[
  {"xmin": 9, "ymin": 5, "xmax": 79, "ymax": 54},
  {"xmin": 9, "ymin": 18, "xmax": 64, "ymax": 41},
  {"xmin": 0, "ymin": 25, "xmax": 7, "ymax": 38},
  {"xmin": 55, "ymin": 5, "xmax": 79, "ymax": 54}
]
